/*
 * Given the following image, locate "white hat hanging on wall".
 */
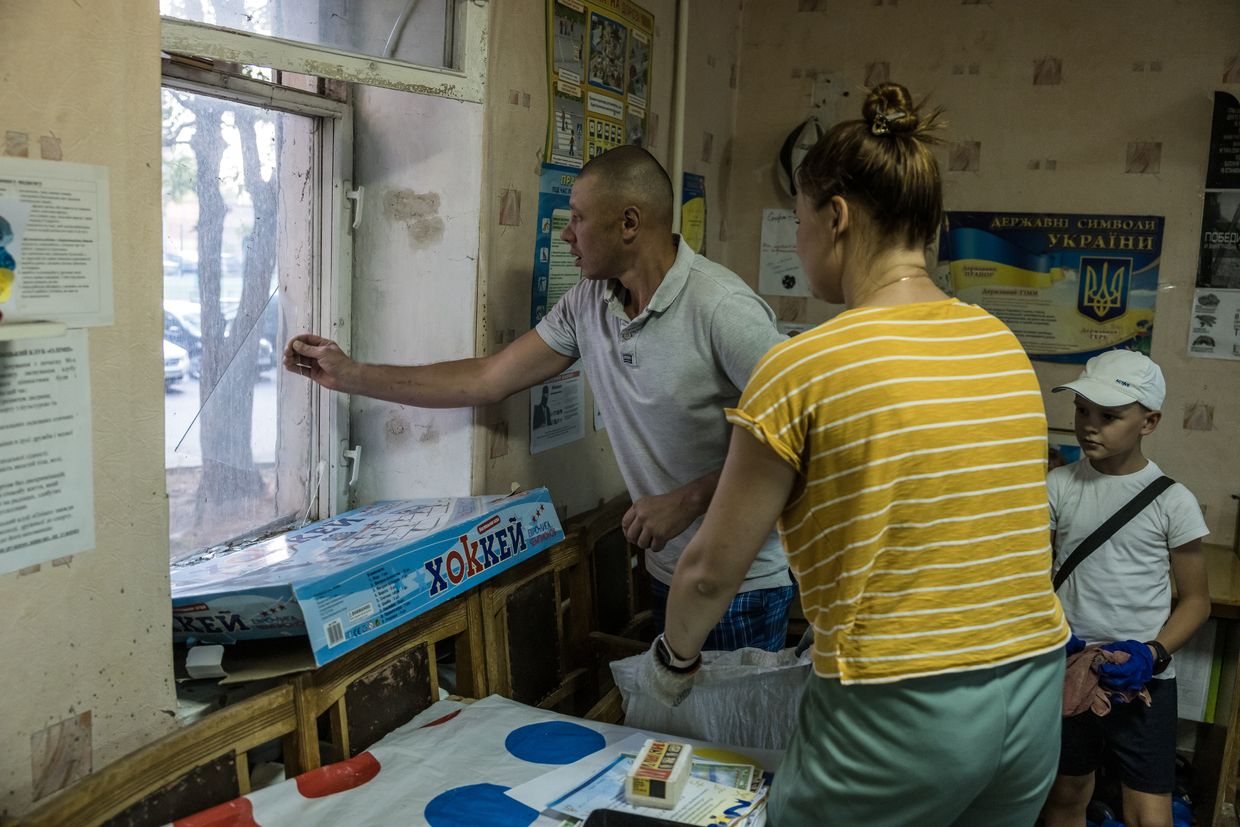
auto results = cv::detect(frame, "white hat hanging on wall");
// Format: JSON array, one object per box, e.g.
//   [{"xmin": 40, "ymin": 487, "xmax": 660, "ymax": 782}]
[{"xmin": 776, "ymin": 116, "xmax": 824, "ymax": 198}]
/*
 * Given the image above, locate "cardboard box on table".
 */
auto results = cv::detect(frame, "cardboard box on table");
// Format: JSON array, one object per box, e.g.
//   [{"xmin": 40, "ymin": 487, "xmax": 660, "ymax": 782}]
[{"xmin": 171, "ymin": 489, "xmax": 563, "ymax": 675}]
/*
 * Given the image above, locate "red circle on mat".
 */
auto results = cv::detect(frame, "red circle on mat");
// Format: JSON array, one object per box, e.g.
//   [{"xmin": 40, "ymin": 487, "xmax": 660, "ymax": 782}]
[
  {"xmin": 419, "ymin": 708, "xmax": 463, "ymax": 728},
  {"xmin": 295, "ymin": 751, "xmax": 382, "ymax": 798},
  {"xmin": 174, "ymin": 796, "xmax": 258, "ymax": 827}
]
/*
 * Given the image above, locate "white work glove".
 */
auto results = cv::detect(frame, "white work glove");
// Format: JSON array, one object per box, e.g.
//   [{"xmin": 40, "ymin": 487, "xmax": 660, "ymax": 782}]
[
  {"xmin": 639, "ymin": 638, "xmax": 701, "ymax": 708},
  {"xmin": 794, "ymin": 626, "xmax": 814, "ymax": 658}
]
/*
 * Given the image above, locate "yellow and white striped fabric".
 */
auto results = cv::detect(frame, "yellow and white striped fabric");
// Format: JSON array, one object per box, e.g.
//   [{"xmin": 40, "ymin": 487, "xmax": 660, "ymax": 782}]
[{"xmin": 728, "ymin": 299, "xmax": 1068, "ymax": 684}]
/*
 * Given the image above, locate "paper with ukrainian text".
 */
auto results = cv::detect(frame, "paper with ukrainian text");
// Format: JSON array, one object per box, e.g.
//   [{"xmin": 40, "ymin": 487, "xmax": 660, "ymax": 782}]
[
  {"xmin": 0, "ymin": 157, "xmax": 114, "ymax": 327},
  {"xmin": 0, "ymin": 329, "xmax": 95, "ymax": 573}
]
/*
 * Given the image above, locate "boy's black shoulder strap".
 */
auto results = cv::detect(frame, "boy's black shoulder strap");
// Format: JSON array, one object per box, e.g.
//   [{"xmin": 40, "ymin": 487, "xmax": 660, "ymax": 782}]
[{"xmin": 1052, "ymin": 475, "xmax": 1176, "ymax": 592}]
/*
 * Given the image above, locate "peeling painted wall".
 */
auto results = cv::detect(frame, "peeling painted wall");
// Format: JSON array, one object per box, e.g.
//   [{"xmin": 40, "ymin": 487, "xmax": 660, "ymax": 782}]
[
  {"xmin": 723, "ymin": 0, "xmax": 1240, "ymax": 546},
  {"xmin": 349, "ymin": 87, "xmax": 484, "ymax": 502},
  {"xmin": 0, "ymin": 1, "xmax": 175, "ymax": 819}
]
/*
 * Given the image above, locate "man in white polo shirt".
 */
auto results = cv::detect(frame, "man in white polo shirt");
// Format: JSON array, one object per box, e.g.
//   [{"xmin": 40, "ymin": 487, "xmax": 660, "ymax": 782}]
[{"xmin": 286, "ymin": 146, "xmax": 793, "ymax": 651}]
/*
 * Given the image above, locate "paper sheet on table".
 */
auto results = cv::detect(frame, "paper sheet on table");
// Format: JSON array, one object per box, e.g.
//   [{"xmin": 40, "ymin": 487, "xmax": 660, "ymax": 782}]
[
  {"xmin": 548, "ymin": 754, "xmax": 765, "ymax": 825},
  {"xmin": 507, "ymin": 730, "xmax": 776, "ymax": 812},
  {"xmin": 508, "ymin": 733, "xmax": 650, "ymax": 810},
  {"xmin": 1177, "ymin": 617, "xmax": 1218, "ymax": 722}
]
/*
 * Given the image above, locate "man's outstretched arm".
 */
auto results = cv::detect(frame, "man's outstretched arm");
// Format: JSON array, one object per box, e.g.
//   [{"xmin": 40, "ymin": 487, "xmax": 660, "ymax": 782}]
[{"xmin": 285, "ymin": 329, "xmax": 575, "ymax": 408}]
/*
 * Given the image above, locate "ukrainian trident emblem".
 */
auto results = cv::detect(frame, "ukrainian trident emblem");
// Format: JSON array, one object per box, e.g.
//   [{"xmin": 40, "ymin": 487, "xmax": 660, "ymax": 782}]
[{"xmin": 1077, "ymin": 257, "xmax": 1131, "ymax": 323}]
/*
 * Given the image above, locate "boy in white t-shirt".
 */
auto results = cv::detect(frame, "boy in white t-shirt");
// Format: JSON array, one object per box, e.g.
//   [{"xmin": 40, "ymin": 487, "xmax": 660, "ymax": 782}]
[{"xmin": 1041, "ymin": 350, "xmax": 1210, "ymax": 827}]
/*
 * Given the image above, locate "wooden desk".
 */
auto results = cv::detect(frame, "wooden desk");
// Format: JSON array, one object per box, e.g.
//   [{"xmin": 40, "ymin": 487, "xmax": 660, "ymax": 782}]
[
  {"xmin": 1198, "ymin": 543, "xmax": 1240, "ymax": 825},
  {"xmin": 1205, "ymin": 543, "xmax": 1240, "ymax": 615}
]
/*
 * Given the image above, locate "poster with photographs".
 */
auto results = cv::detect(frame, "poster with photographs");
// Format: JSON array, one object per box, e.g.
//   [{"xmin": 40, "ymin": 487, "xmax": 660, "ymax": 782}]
[
  {"xmin": 546, "ymin": 0, "xmax": 653, "ymax": 169},
  {"xmin": 1190, "ymin": 92, "xmax": 1240, "ymax": 360}
]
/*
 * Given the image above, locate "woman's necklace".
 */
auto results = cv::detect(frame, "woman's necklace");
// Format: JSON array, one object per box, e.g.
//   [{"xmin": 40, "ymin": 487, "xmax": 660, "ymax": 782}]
[
  {"xmin": 888, "ymin": 271, "xmax": 930, "ymax": 287},
  {"xmin": 855, "ymin": 269, "xmax": 933, "ymax": 306}
]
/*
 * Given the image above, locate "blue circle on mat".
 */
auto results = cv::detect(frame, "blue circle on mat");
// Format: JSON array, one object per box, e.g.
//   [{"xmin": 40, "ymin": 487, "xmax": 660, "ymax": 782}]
[
  {"xmin": 425, "ymin": 783, "xmax": 538, "ymax": 827},
  {"xmin": 504, "ymin": 721, "xmax": 606, "ymax": 765}
]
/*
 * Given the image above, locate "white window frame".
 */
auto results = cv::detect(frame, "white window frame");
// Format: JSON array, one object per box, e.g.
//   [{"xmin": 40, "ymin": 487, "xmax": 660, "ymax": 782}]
[
  {"xmin": 161, "ymin": 60, "xmax": 354, "ymax": 521},
  {"xmin": 160, "ymin": 0, "xmax": 489, "ymax": 104}
]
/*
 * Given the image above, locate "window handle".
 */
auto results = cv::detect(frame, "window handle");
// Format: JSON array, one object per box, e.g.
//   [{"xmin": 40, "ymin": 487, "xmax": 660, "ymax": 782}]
[
  {"xmin": 343, "ymin": 444, "xmax": 362, "ymax": 486},
  {"xmin": 346, "ymin": 186, "xmax": 364, "ymax": 230}
]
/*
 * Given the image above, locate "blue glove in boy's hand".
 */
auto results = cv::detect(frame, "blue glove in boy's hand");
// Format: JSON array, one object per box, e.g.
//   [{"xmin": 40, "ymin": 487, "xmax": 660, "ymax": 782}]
[
  {"xmin": 1066, "ymin": 633, "xmax": 1086, "ymax": 656},
  {"xmin": 1096, "ymin": 639, "xmax": 1154, "ymax": 691},
  {"xmin": 638, "ymin": 642, "xmax": 700, "ymax": 708}
]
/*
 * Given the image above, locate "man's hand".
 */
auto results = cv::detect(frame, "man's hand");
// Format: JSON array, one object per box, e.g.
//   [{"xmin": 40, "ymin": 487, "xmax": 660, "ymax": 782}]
[
  {"xmin": 623, "ymin": 492, "xmax": 698, "ymax": 552},
  {"xmin": 638, "ymin": 641, "xmax": 699, "ymax": 708},
  {"xmin": 1096, "ymin": 639, "xmax": 1154, "ymax": 691},
  {"xmin": 285, "ymin": 334, "xmax": 355, "ymax": 392}
]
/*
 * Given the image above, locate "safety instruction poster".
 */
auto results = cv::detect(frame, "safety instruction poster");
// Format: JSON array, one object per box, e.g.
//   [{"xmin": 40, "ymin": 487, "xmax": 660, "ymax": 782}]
[
  {"xmin": 0, "ymin": 158, "xmax": 114, "ymax": 327},
  {"xmin": 546, "ymin": 0, "xmax": 654, "ymax": 168},
  {"xmin": 0, "ymin": 329, "xmax": 95, "ymax": 574},
  {"xmin": 938, "ymin": 211, "xmax": 1164, "ymax": 363},
  {"xmin": 531, "ymin": 164, "xmax": 581, "ymax": 326},
  {"xmin": 1189, "ymin": 91, "xmax": 1240, "ymax": 360}
]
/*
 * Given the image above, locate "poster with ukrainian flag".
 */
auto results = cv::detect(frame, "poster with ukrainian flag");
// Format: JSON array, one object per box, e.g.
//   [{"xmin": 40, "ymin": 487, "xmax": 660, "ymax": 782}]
[{"xmin": 937, "ymin": 212, "xmax": 1164, "ymax": 363}]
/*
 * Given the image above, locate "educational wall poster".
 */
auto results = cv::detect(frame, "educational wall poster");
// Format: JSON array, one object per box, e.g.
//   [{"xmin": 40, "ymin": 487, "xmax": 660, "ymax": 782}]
[
  {"xmin": 758, "ymin": 208, "xmax": 811, "ymax": 298},
  {"xmin": 531, "ymin": 364, "xmax": 585, "ymax": 454},
  {"xmin": 680, "ymin": 172, "xmax": 706, "ymax": 253},
  {"xmin": 0, "ymin": 329, "xmax": 95, "ymax": 575},
  {"xmin": 939, "ymin": 211, "xmax": 1164, "ymax": 364},
  {"xmin": 0, "ymin": 197, "xmax": 30, "ymax": 313},
  {"xmin": 1190, "ymin": 92, "xmax": 1240, "ymax": 360},
  {"xmin": 531, "ymin": 164, "xmax": 581, "ymax": 327},
  {"xmin": 546, "ymin": 0, "xmax": 654, "ymax": 168},
  {"xmin": 0, "ymin": 157, "xmax": 114, "ymax": 327}
]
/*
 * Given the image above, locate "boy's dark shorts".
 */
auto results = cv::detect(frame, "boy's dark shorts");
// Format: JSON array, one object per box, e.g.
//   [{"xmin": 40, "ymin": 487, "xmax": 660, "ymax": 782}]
[{"xmin": 1059, "ymin": 676, "xmax": 1177, "ymax": 794}]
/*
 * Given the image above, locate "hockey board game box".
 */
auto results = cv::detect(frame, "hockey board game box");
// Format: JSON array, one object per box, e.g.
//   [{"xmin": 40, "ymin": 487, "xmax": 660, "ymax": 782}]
[{"xmin": 171, "ymin": 489, "xmax": 563, "ymax": 667}]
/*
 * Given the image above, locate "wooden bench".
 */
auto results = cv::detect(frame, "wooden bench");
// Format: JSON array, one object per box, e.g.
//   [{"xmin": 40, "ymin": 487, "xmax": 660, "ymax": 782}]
[{"xmin": 12, "ymin": 497, "xmax": 634, "ymax": 826}]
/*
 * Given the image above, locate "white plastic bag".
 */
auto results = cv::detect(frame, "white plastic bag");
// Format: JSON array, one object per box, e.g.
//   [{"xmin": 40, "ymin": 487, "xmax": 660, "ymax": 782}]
[{"xmin": 611, "ymin": 646, "xmax": 810, "ymax": 751}]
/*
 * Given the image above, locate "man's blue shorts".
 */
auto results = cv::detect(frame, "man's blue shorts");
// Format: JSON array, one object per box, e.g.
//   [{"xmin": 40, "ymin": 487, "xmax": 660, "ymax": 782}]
[{"xmin": 649, "ymin": 577, "xmax": 796, "ymax": 652}]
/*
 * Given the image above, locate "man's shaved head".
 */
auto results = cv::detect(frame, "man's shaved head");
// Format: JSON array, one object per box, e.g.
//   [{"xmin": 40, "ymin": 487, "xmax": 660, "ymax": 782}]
[{"xmin": 578, "ymin": 145, "xmax": 674, "ymax": 231}]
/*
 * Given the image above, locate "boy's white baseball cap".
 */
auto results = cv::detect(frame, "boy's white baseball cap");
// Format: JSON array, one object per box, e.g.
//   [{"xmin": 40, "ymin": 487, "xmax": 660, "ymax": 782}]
[{"xmin": 1053, "ymin": 349, "xmax": 1165, "ymax": 411}]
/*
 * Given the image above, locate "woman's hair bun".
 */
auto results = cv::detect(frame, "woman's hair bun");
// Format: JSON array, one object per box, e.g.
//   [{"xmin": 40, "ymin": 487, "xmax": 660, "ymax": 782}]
[{"xmin": 862, "ymin": 82, "xmax": 920, "ymax": 137}]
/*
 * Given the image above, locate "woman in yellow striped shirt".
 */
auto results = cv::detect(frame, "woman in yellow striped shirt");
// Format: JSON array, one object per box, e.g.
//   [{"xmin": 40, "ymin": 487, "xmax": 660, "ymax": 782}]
[{"xmin": 644, "ymin": 83, "xmax": 1069, "ymax": 825}]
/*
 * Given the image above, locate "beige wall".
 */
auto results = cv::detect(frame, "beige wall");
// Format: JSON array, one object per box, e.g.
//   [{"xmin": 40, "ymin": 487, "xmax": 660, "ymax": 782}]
[
  {"xmin": 723, "ymin": 0, "xmax": 1240, "ymax": 546},
  {"xmin": 682, "ymin": 0, "xmax": 744, "ymax": 266},
  {"xmin": 0, "ymin": 1, "xmax": 174, "ymax": 819},
  {"xmin": 350, "ymin": 86, "xmax": 484, "ymax": 504}
]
